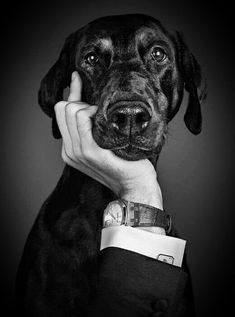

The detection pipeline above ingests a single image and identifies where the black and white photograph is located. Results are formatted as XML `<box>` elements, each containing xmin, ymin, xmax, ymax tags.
<box><xmin>0</xmin><ymin>1</ymin><xmax>234</xmax><ymax>316</ymax></box>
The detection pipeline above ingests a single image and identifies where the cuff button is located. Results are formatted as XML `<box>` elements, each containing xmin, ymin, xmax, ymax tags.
<box><xmin>157</xmin><ymin>254</ymin><xmax>174</xmax><ymax>265</ymax></box>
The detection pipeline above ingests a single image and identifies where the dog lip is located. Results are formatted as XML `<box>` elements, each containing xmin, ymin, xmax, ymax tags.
<box><xmin>93</xmin><ymin>128</ymin><xmax>152</xmax><ymax>152</ymax></box>
<box><xmin>110</xmin><ymin>143</ymin><xmax>152</xmax><ymax>152</ymax></box>
<box><xmin>113</xmin><ymin>146</ymin><xmax>149</xmax><ymax>161</ymax></box>
<box><xmin>109</xmin><ymin>144</ymin><xmax>129</xmax><ymax>151</ymax></box>
<box><xmin>131</xmin><ymin>144</ymin><xmax>152</xmax><ymax>151</ymax></box>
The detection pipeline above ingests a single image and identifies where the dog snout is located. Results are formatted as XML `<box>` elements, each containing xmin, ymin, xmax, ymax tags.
<box><xmin>107</xmin><ymin>101</ymin><xmax>152</xmax><ymax>135</ymax></box>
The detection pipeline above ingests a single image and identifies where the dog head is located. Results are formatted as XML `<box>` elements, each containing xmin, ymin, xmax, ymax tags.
<box><xmin>39</xmin><ymin>14</ymin><xmax>206</xmax><ymax>162</ymax></box>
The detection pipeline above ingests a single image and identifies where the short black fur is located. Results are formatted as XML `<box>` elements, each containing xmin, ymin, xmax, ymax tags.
<box><xmin>16</xmin><ymin>14</ymin><xmax>206</xmax><ymax>316</ymax></box>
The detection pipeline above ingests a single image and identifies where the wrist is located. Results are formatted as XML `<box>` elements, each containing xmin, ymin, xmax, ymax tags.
<box><xmin>120</xmin><ymin>184</ymin><xmax>165</xmax><ymax>235</ymax></box>
<box><xmin>120</xmin><ymin>184</ymin><xmax>163</xmax><ymax>210</ymax></box>
<box><xmin>103</xmin><ymin>199</ymin><xmax>171</xmax><ymax>235</ymax></box>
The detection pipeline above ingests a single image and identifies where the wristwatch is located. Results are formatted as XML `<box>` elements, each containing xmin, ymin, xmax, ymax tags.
<box><xmin>103</xmin><ymin>199</ymin><xmax>172</xmax><ymax>233</ymax></box>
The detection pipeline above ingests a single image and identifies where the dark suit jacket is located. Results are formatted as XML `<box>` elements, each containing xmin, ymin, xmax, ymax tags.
<box><xmin>15</xmin><ymin>166</ymin><xmax>194</xmax><ymax>317</ymax></box>
<box><xmin>86</xmin><ymin>248</ymin><xmax>194</xmax><ymax>317</ymax></box>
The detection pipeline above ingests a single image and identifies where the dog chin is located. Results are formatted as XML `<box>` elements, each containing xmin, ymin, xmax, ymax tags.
<box><xmin>112</xmin><ymin>147</ymin><xmax>148</xmax><ymax>161</ymax></box>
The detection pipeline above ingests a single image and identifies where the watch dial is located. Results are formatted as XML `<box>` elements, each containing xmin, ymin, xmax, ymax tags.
<box><xmin>104</xmin><ymin>202</ymin><xmax>123</xmax><ymax>227</ymax></box>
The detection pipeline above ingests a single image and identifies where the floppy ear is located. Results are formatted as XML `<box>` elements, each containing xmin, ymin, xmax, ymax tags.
<box><xmin>175</xmin><ymin>31</ymin><xmax>207</xmax><ymax>135</ymax></box>
<box><xmin>38</xmin><ymin>30</ymin><xmax>82</xmax><ymax>138</ymax></box>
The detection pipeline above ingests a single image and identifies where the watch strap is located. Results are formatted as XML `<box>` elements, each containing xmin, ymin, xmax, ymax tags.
<box><xmin>121</xmin><ymin>199</ymin><xmax>172</xmax><ymax>233</ymax></box>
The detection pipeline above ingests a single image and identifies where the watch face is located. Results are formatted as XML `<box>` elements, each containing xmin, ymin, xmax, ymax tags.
<box><xmin>103</xmin><ymin>201</ymin><xmax>124</xmax><ymax>227</ymax></box>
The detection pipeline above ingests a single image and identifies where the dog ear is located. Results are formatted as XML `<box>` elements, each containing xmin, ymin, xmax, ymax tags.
<box><xmin>38</xmin><ymin>30</ymin><xmax>82</xmax><ymax>138</ymax></box>
<box><xmin>174</xmin><ymin>31</ymin><xmax>207</xmax><ymax>135</ymax></box>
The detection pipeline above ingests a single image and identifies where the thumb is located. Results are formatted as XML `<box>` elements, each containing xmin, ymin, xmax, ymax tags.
<box><xmin>68</xmin><ymin>71</ymin><xmax>82</xmax><ymax>102</ymax></box>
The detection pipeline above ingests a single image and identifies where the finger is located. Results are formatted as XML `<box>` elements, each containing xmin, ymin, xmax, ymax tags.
<box><xmin>68</xmin><ymin>71</ymin><xmax>82</xmax><ymax>102</ymax></box>
<box><xmin>54</xmin><ymin>101</ymin><xmax>71</xmax><ymax>144</ymax></box>
<box><xmin>61</xmin><ymin>143</ymin><xmax>109</xmax><ymax>188</ymax></box>
<box><xmin>65</xmin><ymin>102</ymin><xmax>89</xmax><ymax>155</ymax></box>
<box><xmin>75</xmin><ymin>106</ymin><xmax>119</xmax><ymax>167</ymax></box>
<box><xmin>76</xmin><ymin>106</ymin><xmax>99</xmax><ymax>151</ymax></box>
<box><xmin>54</xmin><ymin>101</ymin><xmax>73</xmax><ymax>157</ymax></box>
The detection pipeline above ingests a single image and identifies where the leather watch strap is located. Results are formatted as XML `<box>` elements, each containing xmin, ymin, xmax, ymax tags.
<box><xmin>121</xmin><ymin>199</ymin><xmax>172</xmax><ymax>233</ymax></box>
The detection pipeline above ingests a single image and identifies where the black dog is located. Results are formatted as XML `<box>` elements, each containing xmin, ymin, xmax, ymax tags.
<box><xmin>16</xmin><ymin>14</ymin><xmax>206</xmax><ymax>316</ymax></box>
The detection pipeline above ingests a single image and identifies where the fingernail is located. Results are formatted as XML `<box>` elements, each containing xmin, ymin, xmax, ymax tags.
<box><xmin>71</xmin><ymin>72</ymin><xmax>76</xmax><ymax>81</ymax></box>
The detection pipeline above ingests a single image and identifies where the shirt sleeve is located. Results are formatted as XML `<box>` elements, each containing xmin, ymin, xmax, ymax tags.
<box><xmin>100</xmin><ymin>225</ymin><xmax>186</xmax><ymax>267</ymax></box>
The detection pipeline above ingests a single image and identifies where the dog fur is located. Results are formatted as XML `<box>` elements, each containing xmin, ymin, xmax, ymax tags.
<box><xmin>16</xmin><ymin>14</ymin><xmax>206</xmax><ymax>316</ymax></box>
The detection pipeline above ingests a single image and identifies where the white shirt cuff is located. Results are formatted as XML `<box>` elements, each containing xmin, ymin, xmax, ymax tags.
<box><xmin>100</xmin><ymin>225</ymin><xmax>186</xmax><ymax>267</ymax></box>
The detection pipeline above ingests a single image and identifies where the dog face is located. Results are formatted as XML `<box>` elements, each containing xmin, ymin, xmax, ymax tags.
<box><xmin>39</xmin><ymin>14</ymin><xmax>206</xmax><ymax>162</ymax></box>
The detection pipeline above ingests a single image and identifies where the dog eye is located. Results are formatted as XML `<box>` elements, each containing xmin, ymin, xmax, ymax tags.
<box><xmin>85</xmin><ymin>53</ymin><xmax>99</xmax><ymax>66</ymax></box>
<box><xmin>151</xmin><ymin>47</ymin><xmax>167</xmax><ymax>63</ymax></box>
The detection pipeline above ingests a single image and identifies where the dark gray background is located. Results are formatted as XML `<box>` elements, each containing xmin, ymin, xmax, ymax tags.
<box><xmin>1</xmin><ymin>0</ymin><xmax>234</xmax><ymax>316</ymax></box>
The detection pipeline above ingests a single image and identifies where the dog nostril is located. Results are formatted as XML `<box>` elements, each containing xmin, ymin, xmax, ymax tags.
<box><xmin>108</xmin><ymin>104</ymin><xmax>152</xmax><ymax>133</ymax></box>
<box><xmin>112</xmin><ymin>112</ymin><xmax>126</xmax><ymax>124</ymax></box>
<box><xmin>110</xmin><ymin>112</ymin><xmax>127</xmax><ymax>129</ymax></box>
<box><xmin>135</xmin><ymin>111</ymin><xmax>151</xmax><ymax>128</ymax></box>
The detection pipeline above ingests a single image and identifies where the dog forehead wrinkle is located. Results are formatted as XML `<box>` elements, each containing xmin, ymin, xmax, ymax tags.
<box><xmin>136</xmin><ymin>25</ymin><xmax>172</xmax><ymax>47</ymax></box>
<box><xmin>136</xmin><ymin>27</ymin><xmax>158</xmax><ymax>44</ymax></box>
<box><xmin>97</xmin><ymin>37</ymin><xmax>113</xmax><ymax>51</ymax></box>
<box><xmin>112</xmin><ymin>36</ymin><xmax>136</xmax><ymax>59</ymax></box>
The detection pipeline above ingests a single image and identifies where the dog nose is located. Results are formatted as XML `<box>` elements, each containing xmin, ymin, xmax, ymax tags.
<box><xmin>108</xmin><ymin>104</ymin><xmax>151</xmax><ymax>134</ymax></box>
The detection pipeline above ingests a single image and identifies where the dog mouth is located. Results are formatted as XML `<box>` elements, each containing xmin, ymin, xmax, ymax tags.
<box><xmin>98</xmin><ymin>141</ymin><xmax>155</xmax><ymax>161</ymax></box>
<box><xmin>92</xmin><ymin>122</ymin><xmax>155</xmax><ymax>160</ymax></box>
<box><xmin>92</xmin><ymin>121</ymin><xmax>166</xmax><ymax>161</ymax></box>
<box><xmin>112</xmin><ymin>145</ymin><xmax>151</xmax><ymax>161</ymax></box>
<box><xmin>110</xmin><ymin>142</ymin><xmax>151</xmax><ymax>152</ymax></box>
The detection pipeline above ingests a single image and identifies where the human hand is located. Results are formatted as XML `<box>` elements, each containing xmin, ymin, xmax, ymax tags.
<box><xmin>54</xmin><ymin>71</ymin><xmax>163</xmax><ymax>210</ymax></box>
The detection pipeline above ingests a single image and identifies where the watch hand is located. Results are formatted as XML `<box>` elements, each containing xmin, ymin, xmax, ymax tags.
<box><xmin>110</xmin><ymin>212</ymin><xmax>117</xmax><ymax>220</ymax></box>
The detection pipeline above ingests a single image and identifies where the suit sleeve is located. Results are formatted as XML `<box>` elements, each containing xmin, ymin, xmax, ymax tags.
<box><xmin>86</xmin><ymin>247</ymin><xmax>194</xmax><ymax>317</ymax></box>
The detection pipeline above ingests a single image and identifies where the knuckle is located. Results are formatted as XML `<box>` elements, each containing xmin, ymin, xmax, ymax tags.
<box><xmin>65</xmin><ymin>101</ymin><xmax>75</xmax><ymax>109</ymax></box>
<box><xmin>66</xmin><ymin>103</ymin><xmax>88</xmax><ymax>119</ymax></box>
<box><xmin>65</xmin><ymin>102</ymin><xmax>75</xmax><ymax>116</ymax></box>
<box><xmin>54</xmin><ymin>101</ymin><xmax>65</xmax><ymax>113</ymax></box>
<box><xmin>76</xmin><ymin>108</ymin><xmax>86</xmax><ymax>121</ymax></box>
